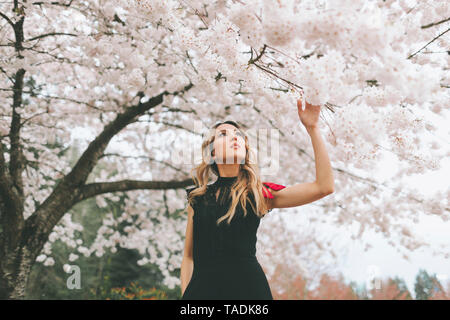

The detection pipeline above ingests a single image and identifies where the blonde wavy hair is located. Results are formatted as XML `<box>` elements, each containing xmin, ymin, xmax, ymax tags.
<box><xmin>187</xmin><ymin>120</ymin><xmax>270</xmax><ymax>225</ymax></box>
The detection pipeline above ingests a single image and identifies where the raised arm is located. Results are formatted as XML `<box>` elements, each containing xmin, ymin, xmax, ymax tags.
<box><xmin>267</xmin><ymin>97</ymin><xmax>334</xmax><ymax>210</ymax></box>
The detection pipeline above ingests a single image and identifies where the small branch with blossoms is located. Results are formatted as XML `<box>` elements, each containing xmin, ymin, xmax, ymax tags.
<box><xmin>247</xmin><ymin>45</ymin><xmax>336</xmax><ymax>114</ymax></box>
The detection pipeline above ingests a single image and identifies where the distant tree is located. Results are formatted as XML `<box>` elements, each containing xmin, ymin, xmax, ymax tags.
<box><xmin>307</xmin><ymin>274</ymin><xmax>359</xmax><ymax>300</ymax></box>
<box><xmin>370</xmin><ymin>277</ymin><xmax>412</xmax><ymax>300</ymax></box>
<box><xmin>269</xmin><ymin>258</ymin><xmax>359</xmax><ymax>300</ymax></box>
<box><xmin>429</xmin><ymin>278</ymin><xmax>450</xmax><ymax>300</ymax></box>
<box><xmin>348</xmin><ymin>281</ymin><xmax>370</xmax><ymax>300</ymax></box>
<box><xmin>271</xmin><ymin>271</ymin><xmax>310</xmax><ymax>300</ymax></box>
<box><xmin>391</xmin><ymin>276</ymin><xmax>413</xmax><ymax>300</ymax></box>
<box><xmin>414</xmin><ymin>269</ymin><xmax>443</xmax><ymax>300</ymax></box>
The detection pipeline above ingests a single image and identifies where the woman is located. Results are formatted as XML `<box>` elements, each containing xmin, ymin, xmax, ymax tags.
<box><xmin>180</xmin><ymin>97</ymin><xmax>334</xmax><ymax>300</ymax></box>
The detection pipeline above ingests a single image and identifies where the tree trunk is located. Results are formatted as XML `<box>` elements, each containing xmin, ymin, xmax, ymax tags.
<box><xmin>0</xmin><ymin>245</ymin><xmax>36</xmax><ymax>299</ymax></box>
<box><xmin>0</xmin><ymin>213</ymin><xmax>44</xmax><ymax>300</ymax></box>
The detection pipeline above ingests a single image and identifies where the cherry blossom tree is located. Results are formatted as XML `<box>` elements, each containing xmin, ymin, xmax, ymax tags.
<box><xmin>1</xmin><ymin>0</ymin><xmax>449</xmax><ymax>299</ymax></box>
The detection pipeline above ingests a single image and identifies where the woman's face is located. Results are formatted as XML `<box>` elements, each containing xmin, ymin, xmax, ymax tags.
<box><xmin>212</xmin><ymin>123</ymin><xmax>246</xmax><ymax>164</ymax></box>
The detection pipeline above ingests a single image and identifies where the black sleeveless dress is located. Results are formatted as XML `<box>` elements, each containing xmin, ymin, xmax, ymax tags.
<box><xmin>181</xmin><ymin>175</ymin><xmax>273</xmax><ymax>300</ymax></box>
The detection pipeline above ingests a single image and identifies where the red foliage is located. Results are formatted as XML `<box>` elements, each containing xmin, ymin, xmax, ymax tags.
<box><xmin>267</xmin><ymin>261</ymin><xmax>428</xmax><ymax>300</ymax></box>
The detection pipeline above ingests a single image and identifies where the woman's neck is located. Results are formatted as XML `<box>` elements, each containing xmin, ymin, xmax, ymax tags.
<box><xmin>216</xmin><ymin>165</ymin><xmax>240</xmax><ymax>177</ymax></box>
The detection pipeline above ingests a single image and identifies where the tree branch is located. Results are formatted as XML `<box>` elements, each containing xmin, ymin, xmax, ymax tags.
<box><xmin>421</xmin><ymin>16</ymin><xmax>450</xmax><ymax>29</ymax></box>
<box><xmin>0</xmin><ymin>11</ymin><xmax>14</xmax><ymax>28</ymax></box>
<box><xmin>78</xmin><ymin>178</ymin><xmax>195</xmax><ymax>202</ymax></box>
<box><xmin>99</xmin><ymin>153</ymin><xmax>189</xmax><ymax>175</ymax></box>
<box><xmin>248</xmin><ymin>44</ymin><xmax>267</xmax><ymax>64</ymax></box>
<box><xmin>25</xmin><ymin>32</ymin><xmax>78</xmax><ymax>42</ymax></box>
<box><xmin>408</xmin><ymin>27</ymin><xmax>450</xmax><ymax>59</ymax></box>
<box><xmin>28</xmin><ymin>83</ymin><xmax>194</xmax><ymax>237</ymax></box>
<box><xmin>31</xmin><ymin>0</ymin><xmax>75</xmax><ymax>8</ymax></box>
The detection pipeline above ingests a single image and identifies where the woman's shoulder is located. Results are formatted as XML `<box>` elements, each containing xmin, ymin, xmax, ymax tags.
<box><xmin>186</xmin><ymin>183</ymin><xmax>215</xmax><ymax>193</ymax></box>
<box><xmin>186</xmin><ymin>185</ymin><xmax>196</xmax><ymax>195</ymax></box>
<box><xmin>186</xmin><ymin>184</ymin><xmax>216</xmax><ymax>204</ymax></box>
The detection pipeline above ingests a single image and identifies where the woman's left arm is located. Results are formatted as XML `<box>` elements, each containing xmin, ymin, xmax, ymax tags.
<box><xmin>268</xmin><ymin>97</ymin><xmax>335</xmax><ymax>210</ymax></box>
<box><xmin>306</xmin><ymin>125</ymin><xmax>334</xmax><ymax>194</ymax></box>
